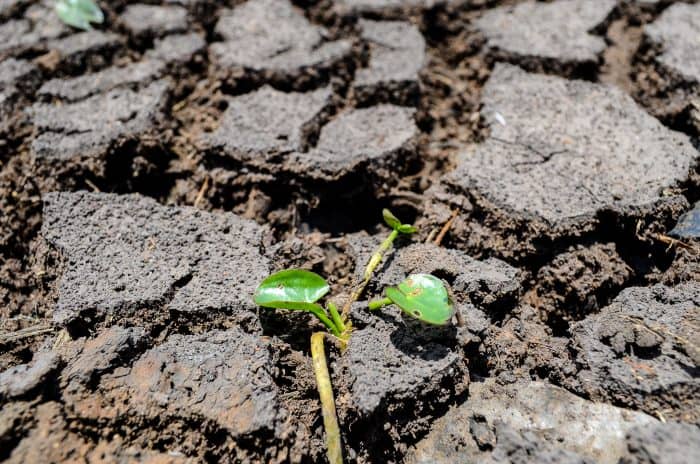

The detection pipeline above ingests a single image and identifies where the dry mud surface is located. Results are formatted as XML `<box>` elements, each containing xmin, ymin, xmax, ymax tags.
<box><xmin>1</xmin><ymin>0</ymin><xmax>699</xmax><ymax>463</ymax></box>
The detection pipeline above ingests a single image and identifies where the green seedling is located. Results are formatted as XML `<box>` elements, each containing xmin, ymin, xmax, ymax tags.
<box><xmin>368</xmin><ymin>273</ymin><xmax>455</xmax><ymax>325</ymax></box>
<box><xmin>254</xmin><ymin>269</ymin><xmax>345</xmax><ymax>463</ymax></box>
<box><xmin>55</xmin><ymin>0</ymin><xmax>104</xmax><ymax>30</ymax></box>
<box><xmin>254</xmin><ymin>209</ymin><xmax>419</xmax><ymax>464</ymax></box>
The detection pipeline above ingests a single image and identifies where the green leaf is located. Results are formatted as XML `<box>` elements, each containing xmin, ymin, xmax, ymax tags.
<box><xmin>385</xmin><ymin>274</ymin><xmax>454</xmax><ymax>325</ymax></box>
<box><xmin>254</xmin><ymin>269</ymin><xmax>330</xmax><ymax>311</ymax></box>
<box><xmin>397</xmin><ymin>224</ymin><xmax>417</xmax><ymax>234</ymax></box>
<box><xmin>56</xmin><ymin>0</ymin><xmax>104</xmax><ymax>31</ymax></box>
<box><xmin>382</xmin><ymin>208</ymin><xmax>402</xmax><ymax>230</ymax></box>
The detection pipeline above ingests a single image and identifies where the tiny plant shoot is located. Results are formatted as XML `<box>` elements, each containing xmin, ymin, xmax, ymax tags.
<box><xmin>368</xmin><ymin>274</ymin><xmax>455</xmax><ymax>325</ymax></box>
<box><xmin>338</xmin><ymin>208</ymin><xmax>417</xmax><ymax>321</ymax></box>
<box><xmin>253</xmin><ymin>209</ymin><xmax>420</xmax><ymax>464</ymax></box>
<box><xmin>56</xmin><ymin>0</ymin><xmax>104</xmax><ymax>31</ymax></box>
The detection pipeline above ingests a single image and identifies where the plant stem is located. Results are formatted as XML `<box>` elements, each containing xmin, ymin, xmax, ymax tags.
<box><xmin>327</xmin><ymin>301</ymin><xmax>346</xmax><ymax>334</ymax></box>
<box><xmin>368</xmin><ymin>297</ymin><xmax>392</xmax><ymax>311</ymax></box>
<box><xmin>311</xmin><ymin>332</ymin><xmax>343</xmax><ymax>464</ymax></box>
<box><xmin>340</xmin><ymin>229</ymin><xmax>400</xmax><ymax>321</ymax></box>
<box><xmin>364</xmin><ymin>229</ymin><xmax>399</xmax><ymax>281</ymax></box>
<box><xmin>309</xmin><ymin>306</ymin><xmax>342</xmax><ymax>337</ymax></box>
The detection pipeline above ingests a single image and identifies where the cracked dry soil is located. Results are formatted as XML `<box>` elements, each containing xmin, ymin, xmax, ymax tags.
<box><xmin>1</xmin><ymin>0</ymin><xmax>699</xmax><ymax>463</ymax></box>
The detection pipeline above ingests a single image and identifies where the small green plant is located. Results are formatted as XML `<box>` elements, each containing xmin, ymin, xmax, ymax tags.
<box><xmin>368</xmin><ymin>273</ymin><xmax>455</xmax><ymax>325</ymax></box>
<box><xmin>55</xmin><ymin>0</ymin><xmax>104</xmax><ymax>31</ymax></box>
<box><xmin>254</xmin><ymin>209</ymin><xmax>448</xmax><ymax>464</ymax></box>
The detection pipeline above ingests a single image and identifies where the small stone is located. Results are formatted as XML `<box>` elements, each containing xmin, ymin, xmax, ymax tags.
<box><xmin>406</xmin><ymin>378</ymin><xmax>658</xmax><ymax>464</ymax></box>
<box><xmin>670</xmin><ymin>201</ymin><xmax>700</xmax><ymax>239</ymax></box>
<box><xmin>475</xmin><ymin>0</ymin><xmax>616</xmax><ymax>67</ymax></box>
<box><xmin>644</xmin><ymin>3</ymin><xmax>700</xmax><ymax>84</ymax></box>
<box><xmin>41</xmin><ymin>192</ymin><xmax>269</xmax><ymax>330</ymax></box>
<box><xmin>120</xmin><ymin>4</ymin><xmax>188</xmax><ymax>38</ymax></box>
<box><xmin>621</xmin><ymin>422</ymin><xmax>700</xmax><ymax>464</ymax></box>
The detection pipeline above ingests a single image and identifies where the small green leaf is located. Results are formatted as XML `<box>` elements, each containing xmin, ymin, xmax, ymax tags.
<box><xmin>397</xmin><ymin>224</ymin><xmax>417</xmax><ymax>234</ymax></box>
<box><xmin>254</xmin><ymin>269</ymin><xmax>329</xmax><ymax>311</ymax></box>
<box><xmin>382</xmin><ymin>208</ymin><xmax>402</xmax><ymax>230</ymax></box>
<box><xmin>56</xmin><ymin>0</ymin><xmax>104</xmax><ymax>31</ymax></box>
<box><xmin>385</xmin><ymin>274</ymin><xmax>454</xmax><ymax>325</ymax></box>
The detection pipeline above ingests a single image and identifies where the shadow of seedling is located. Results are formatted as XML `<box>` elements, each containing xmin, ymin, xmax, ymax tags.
<box><xmin>390</xmin><ymin>317</ymin><xmax>457</xmax><ymax>362</ymax></box>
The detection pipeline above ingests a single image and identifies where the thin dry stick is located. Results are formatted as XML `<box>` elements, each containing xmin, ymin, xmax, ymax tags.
<box><xmin>310</xmin><ymin>332</ymin><xmax>343</xmax><ymax>464</ymax></box>
<box><xmin>0</xmin><ymin>324</ymin><xmax>54</xmax><ymax>343</ymax></box>
<box><xmin>434</xmin><ymin>209</ymin><xmax>459</xmax><ymax>247</ymax></box>
<box><xmin>435</xmin><ymin>210</ymin><xmax>464</xmax><ymax>325</ymax></box>
<box><xmin>651</xmin><ymin>233</ymin><xmax>697</xmax><ymax>253</ymax></box>
<box><xmin>424</xmin><ymin>228</ymin><xmax>438</xmax><ymax>244</ymax></box>
<box><xmin>194</xmin><ymin>176</ymin><xmax>209</xmax><ymax>208</ymax></box>
<box><xmin>620</xmin><ymin>315</ymin><xmax>698</xmax><ymax>352</ymax></box>
<box><xmin>85</xmin><ymin>179</ymin><xmax>101</xmax><ymax>192</ymax></box>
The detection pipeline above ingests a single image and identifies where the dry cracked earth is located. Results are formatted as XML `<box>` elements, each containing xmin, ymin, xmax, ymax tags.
<box><xmin>1</xmin><ymin>0</ymin><xmax>699</xmax><ymax>463</ymax></box>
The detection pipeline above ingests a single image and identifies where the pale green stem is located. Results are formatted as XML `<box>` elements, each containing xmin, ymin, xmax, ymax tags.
<box><xmin>327</xmin><ymin>301</ymin><xmax>346</xmax><ymax>334</ymax></box>
<box><xmin>368</xmin><ymin>297</ymin><xmax>392</xmax><ymax>311</ymax></box>
<box><xmin>340</xmin><ymin>229</ymin><xmax>400</xmax><ymax>321</ymax></box>
<box><xmin>309</xmin><ymin>305</ymin><xmax>342</xmax><ymax>337</ymax></box>
<box><xmin>311</xmin><ymin>332</ymin><xmax>343</xmax><ymax>464</ymax></box>
<box><xmin>364</xmin><ymin>229</ymin><xmax>399</xmax><ymax>282</ymax></box>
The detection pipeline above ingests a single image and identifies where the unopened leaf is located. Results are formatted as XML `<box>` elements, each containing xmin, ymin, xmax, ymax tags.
<box><xmin>56</xmin><ymin>0</ymin><xmax>104</xmax><ymax>31</ymax></box>
<box><xmin>382</xmin><ymin>208</ymin><xmax>401</xmax><ymax>230</ymax></box>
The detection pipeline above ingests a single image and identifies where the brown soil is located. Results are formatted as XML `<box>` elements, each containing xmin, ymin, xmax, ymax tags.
<box><xmin>1</xmin><ymin>0</ymin><xmax>698</xmax><ymax>462</ymax></box>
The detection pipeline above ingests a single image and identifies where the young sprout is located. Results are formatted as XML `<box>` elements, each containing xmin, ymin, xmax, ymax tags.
<box><xmin>339</xmin><ymin>209</ymin><xmax>417</xmax><ymax>321</ymax></box>
<box><xmin>254</xmin><ymin>269</ymin><xmax>345</xmax><ymax>464</ymax></box>
<box><xmin>55</xmin><ymin>0</ymin><xmax>104</xmax><ymax>31</ymax></box>
<box><xmin>368</xmin><ymin>274</ymin><xmax>455</xmax><ymax>325</ymax></box>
